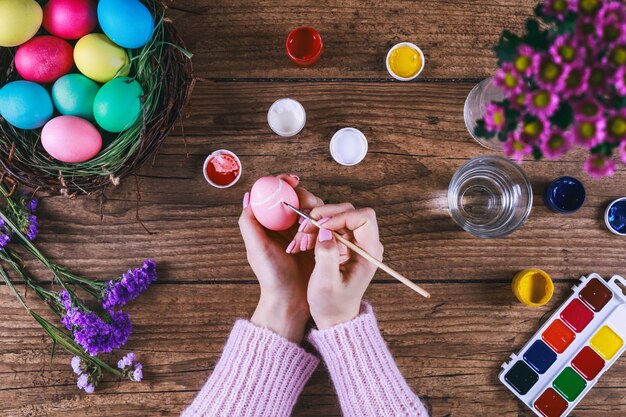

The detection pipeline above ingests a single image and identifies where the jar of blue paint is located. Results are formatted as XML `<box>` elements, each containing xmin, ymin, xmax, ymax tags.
<box><xmin>605</xmin><ymin>197</ymin><xmax>626</xmax><ymax>236</ymax></box>
<box><xmin>543</xmin><ymin>176</ymin><xmax>586</xmax><ymax>214</ymax></box>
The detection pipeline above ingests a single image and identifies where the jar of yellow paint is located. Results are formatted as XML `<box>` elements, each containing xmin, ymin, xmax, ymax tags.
<box><xmin>512</xmin><ymin>269</ymin><xmax>554</xmax><ymax>307</ymax></box>
<box><xmin>386</xmin><ymin>42</ymin><xmax>424</xmax><ymax>81</ymax></box>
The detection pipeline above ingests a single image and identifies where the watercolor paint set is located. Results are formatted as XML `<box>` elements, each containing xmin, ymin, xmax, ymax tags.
<box><xmin>499</xmin><ymin>273</ymin><xmax>626</xmax><ymax>417</ymax></box>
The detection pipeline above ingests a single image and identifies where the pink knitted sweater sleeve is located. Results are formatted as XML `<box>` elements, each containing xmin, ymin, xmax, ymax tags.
<box><xmin>181</xmin><ymin>319</ymin><xmax>319</xmax><ymax>417</ymax></box>
<box><xmin>308</xmin><ymin>302</ymin><xmax>429</xmax><ymax>417</ymax></box>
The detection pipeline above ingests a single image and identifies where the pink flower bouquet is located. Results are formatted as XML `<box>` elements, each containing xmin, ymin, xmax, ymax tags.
<box><xmin>475</xmin><ymin>0</ymin><xmax>626</xmax><ymax>177</ymax></box>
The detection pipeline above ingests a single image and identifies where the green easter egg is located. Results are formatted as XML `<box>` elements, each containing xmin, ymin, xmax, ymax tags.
<box><xmin>52</xmin><ymin>74</ymin><xmax>100</xmax><ymax>120</ymax></box>
<box><xmin>93</xmin><ymin>77</ymin><xmax>143</xmax><ymax>133</ymax></box>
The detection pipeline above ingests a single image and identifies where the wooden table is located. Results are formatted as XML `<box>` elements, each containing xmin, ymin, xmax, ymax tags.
<box><xmin>2</xmin><ymin>1</ymin><xmax>626</xmax><ymax>416</ymax></box>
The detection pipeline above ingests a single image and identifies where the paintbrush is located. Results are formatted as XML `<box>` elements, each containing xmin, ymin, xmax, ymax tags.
<box><xmin>283</xmin><ymin>202</ymin><xmax>431</xmax><ymax>298</ymax></box>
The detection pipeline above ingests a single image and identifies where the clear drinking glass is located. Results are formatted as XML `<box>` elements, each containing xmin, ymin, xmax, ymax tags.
<box><xmin>464</xmin><ymin>76</ymin><xmax>505</xmax><ymax>151</ymax></box>
<box><xmin>448</xmin><ymin>155</ymin><xmax>533</xmax><ymax>238</ymax></box>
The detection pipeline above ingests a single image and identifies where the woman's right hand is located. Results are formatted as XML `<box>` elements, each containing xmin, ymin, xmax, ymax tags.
<box><xmin>303</xmin><ymin>204</ymin><xmax>384</xmax><ymax>330</ymax></box>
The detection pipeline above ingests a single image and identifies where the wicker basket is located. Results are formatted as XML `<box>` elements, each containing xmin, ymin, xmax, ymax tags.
<box><xmin>0</xmin><ymin>0</ymin><xmax>194</xmax><ymax>196</ymax></box>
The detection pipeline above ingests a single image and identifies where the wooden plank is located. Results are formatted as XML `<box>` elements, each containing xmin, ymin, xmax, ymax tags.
<box><xmin>168</xmin><ymin>0</ymin><xmax>535</xmax><ymax>79</ymax></box>
<box><xmin>1</xmin><ymin>283</ymin><xmax>624</xmax><ymax>416</ymax></box>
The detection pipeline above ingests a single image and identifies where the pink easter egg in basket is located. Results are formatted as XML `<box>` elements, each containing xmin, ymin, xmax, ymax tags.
<box><xmin>250</xmin><ymin>176</ymin><xmax>300</xmax><ymax>231</ymax></box>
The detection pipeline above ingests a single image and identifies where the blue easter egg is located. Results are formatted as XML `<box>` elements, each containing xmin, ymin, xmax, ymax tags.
<box><xmin>0</xmin><ymin>81</ymin><xmax>53</xmax><ymax>129</ymax></box>
<box><xmin>97</xmin><ymin>0</ymin><xmax>154</xmax><ymax>49</ymax></box>
<box><xmin>52</xmin><ymin>74</ymin><xmax>100</xmax><ymax>120</ymax></box>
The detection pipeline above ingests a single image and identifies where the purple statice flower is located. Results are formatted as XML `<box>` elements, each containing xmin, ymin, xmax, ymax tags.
<box><xmin>25</xmin><ymin>215</ymin><xmax>38</xmax><ymax>241</ymax></box>
<box><xmin>542</xmin><ymin>0</ymin><xmax>576</xmax><ymax>20</ymax></box>
<box><xmin>27</xmin><ymin>197</ymin><xmax>38</xmax><ymax>213</ymax></box>
<box><xmin>0</xmin><ymin>219</ymin><xmax>10</xmax><ymax>251</ymax></box>
<box><xmin>526</xmin><ymin>90</ymin><xmax>560</xmax><ymax>117</ymax></box>
<box><xmin>584</xmin><ymin>154</ymin><xmax>617</xmax><ymax>178</ymax></box>
<box><xmin>573</xmin><ymin>118</ymin><xmax>607</xmax><ymax>149</ymax></box>
<box><xmin>563</xmin><ymin>66</ymin><xmax>590</xmax><ymax>98</ymax></box>
<box><xmin>532</xmin><ymin>54</ymin><xmax>568</xmax><ymax>92</ymax></box>
<box><xmin>596</xmin><ymin>2</ymin><xmax>626</xmax><ymax>45</ymax></box>
<box><xmin>607</xmin><ymin>110</ymin><xmax>626</xmax><ymax>143</ymax></box>
<box><xmin>550</xmin><ymin>35</ymin><xmax>584</xmax><ymax>65</ymax></box>
<box><xmin>494</xmin><ymin>62</ymin><xmax>525</xmax><ymax>96</ymax></box>
<box><xmin>514</xmin><ymin>44</ymin><xmax>535</xmax><ymax>76</ymax></box>
<box><xmin>71</xmin><ymin>356</ymin><xmax>84</xmax><ymax>375</ymax></box>
<box><xmin>484</xmin><ymin>103</ymin><xmax>506</xmax><ymax>132</ymax></box>
<box><xmin>519</xmin><ymin>115</ymin><xmax>549</xmax><ymax>145</ymax></box>
<box><xmin>76</xmin><ymin>373</ymin><xmax>95</xmax><ymax>394</ymax></box>
<box><xmin>118</xmin><ymin>352</ymin><xmax>143</xmax><ymax>382</ymax></box>
<box><xmin>101</xmin><ymin>259</ymin><xmax>157</xmax><ymax>312</ymax></box>
<box><xmin>541</xmin><ymin>129</ymin><xmax>573</xmax><ymax>160</ymax></box>
<box><xmin>619</xmin><ymin>140</ymin><xmax>626</xmax><ymax>164</ymax></box>
<box><xmin>615</xmin><ymin>66</ymin><xmax>626</xmax><ymax>95</ymax></box>
<box><xmin>503</xmin><ymin>131</ymin><xmax>532</xmax><ymax>162</ymax></box>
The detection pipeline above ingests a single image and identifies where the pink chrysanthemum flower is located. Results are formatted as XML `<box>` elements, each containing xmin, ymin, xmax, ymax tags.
<box><xmin>578</xmin><ymin>0</ymin><xmax>603</xmax><ymax>17</ymax></box>
<box><xmin>520</xmin><ymin>115</ymin><xmax>550</xmax><ymax>144</ymax></box>
<box><xmin>563</xmin><ymin>66</ymin><xmax>590</xmax><ymax>98</ymax></box>
<box><xmin>514</xmin><ymin>45</ymin><xmax>535</xmax><ymax>76</ymax></box>
<box><xmin>495</xmin><ymin>63</ymin><xmax>525</xmax><ymax>95</ymax></box>
<box><xmin>550</xmin><ymin>35</ymin><xmax>584</xmax><ymax>65</ymax></box>
<box><xmin>588</xmin><ymin>66</ymin><xmax>609</xmax><ymax>92</ymax></box>
<box><xmin>606</xmin><ymin>44</ymin><xmax>626</xmax><ymax>67</ymax></box>
<box><xmin>543</xmin><ymin>0</ymin><xmax>576</xmax><ymax>20</ymax></box>
<box><xmin>541</xmin><ymin>129</ymin><xmax>573</xmax><ymax>160</ymax></box>
<box><xmin>573</xmin><ymin>118</ymin><xmax>607</xmax><ymax>149</ymax></box>
<box><xmin>607</xmin><ymin>110</ymin><xmax>626</xmax><ymax>144</ymax></box>
<box><xmin>584</xmin><ymin>154</ymin><xmax>617</xmax><ymax>178</ymax></box>
<box><xmin>615</xmin><ymin>66</ymin><xmax>626</xmax><ymax>95</ymax></box>
<box><xmin>596</xmin><ymin>2</ymin><xmax>626</xmax><ymax>44</ymax></box>
<box><xmin>574</xmin><ymin>97</ymin><xmax>603</xmax><ymax>120</ymax></box>
<box><xmin>503</xmin><ymin>131</ymin><xmax>533</xmax><ymax>162</ymax></box>
<box><xmin>484</xmin><ymin>103</ymin><xmax>507</xmax><ymax>132</ymax></box>
<box><xmin>619</xmin><ymin>140</ymin><xmax>626</xmax><ymax>164</ymax></box>
<box><xmin>533</xmin><ymin>54</ymin><xmax>567</xmax><ymax>91</ymax></box>
<box><xmin>526</xmin><ymin>90</ymin><xmax>560</xmax><ymax>117</ymax></box>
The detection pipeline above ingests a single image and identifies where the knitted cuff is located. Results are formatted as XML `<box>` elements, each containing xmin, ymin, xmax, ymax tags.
<box><xmin>182</xmin><ymin>320</ymin><xmax>319</xmax><ymax>417</ymax></box>
<box><xmin>308</xmin><ymin>302</ymin><xmax>429</xmax><ymax>417</ymax></box>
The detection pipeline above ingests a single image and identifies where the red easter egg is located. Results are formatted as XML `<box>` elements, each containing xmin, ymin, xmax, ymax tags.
<box><xmin>15</xmin><ymin>36</ymin><xmax>74</xmax><ymax>83</ymax></box>
<box><xmin>43</xmin><ymin>0</ymin><xmax>97</xmax><ymax>40</ymax></box>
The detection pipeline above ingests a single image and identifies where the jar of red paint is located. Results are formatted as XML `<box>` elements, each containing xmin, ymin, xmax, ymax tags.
<box><xmin>285</xmin><ymin>26</ymin><xmax>323</xmax><ymax>67</ymax></box>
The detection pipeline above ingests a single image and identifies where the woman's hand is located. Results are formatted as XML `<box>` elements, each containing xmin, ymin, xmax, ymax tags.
<box><xmin>303</xmin><ymin>204</ymin><xmax>384</xmax><ymax>330</ymax></box>
<box><xmin>239</xmin><ymin>174</ymin><xmax>323</xmax><ymax>342</ymax></box>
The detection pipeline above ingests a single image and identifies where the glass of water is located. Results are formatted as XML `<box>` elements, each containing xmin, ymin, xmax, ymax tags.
<box><xmin>448</xmin><ymin>155</ymin><xmax>533</xmax><ymax>238</ymax></box>
<box><xmin>464</xmin><ymin>77</ymin><xmax>505</xmax><ymax>151</ymax></box>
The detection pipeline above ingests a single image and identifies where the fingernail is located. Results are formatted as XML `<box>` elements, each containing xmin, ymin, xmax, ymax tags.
<box><xmin>289</xmin><ymin>174</ymin><xmax>300</xmax><ymax>181</ymax></box>
<box><xmin>286</xmin><ymin>240</ymin><xmax>296</xmax><ymax>253</ymax></box>
<box><xmin>300</xmin><ymin>235</ymin><xmax>309</xmax><ymax>251</ymax></box>
<box><xmin>243</xmin><ymin>192</ymin><xmax>250</xmax><ymax>209</ymax></box>
<box><xmin>317</xmin><ymin>217</ymin><xmax>331</xmax><ymax>225</ymax></box>
<box><xmin>318</xmin><ymin>228</ymin><xmax>332</xmax><ymax>242</ymax></box>
<box><xmin>298</xmin><ymin>219</ymin><xmax>309</xmax><ymax>232</ymax></box>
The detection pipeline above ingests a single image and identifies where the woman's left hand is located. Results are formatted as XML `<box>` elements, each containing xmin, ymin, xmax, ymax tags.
<box><xmin>239</xmin><ymin>174</ymin><xmax>323</xmax><ymax>342</ymax></box>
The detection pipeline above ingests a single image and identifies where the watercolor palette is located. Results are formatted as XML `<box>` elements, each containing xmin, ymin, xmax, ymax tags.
<box><xmin>500</xmin><ymin>274</ymin><xmax>626</xmax><ymax>417</ymax></box>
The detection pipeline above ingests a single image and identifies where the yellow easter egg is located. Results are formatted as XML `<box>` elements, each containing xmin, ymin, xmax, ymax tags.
<box><xmin>74</xmin><ymin>33</ymin><xmax>129</xmax><ymax>83</ymax></box>
<box><xmin>0</xmin><ymin>0</ymin><xmax>43</xmax><ymax>47</ymax></box>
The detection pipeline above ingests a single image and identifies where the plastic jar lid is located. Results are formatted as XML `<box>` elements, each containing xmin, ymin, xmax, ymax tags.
<box><xmin>330</xmin><ymin>128</ymin><xmax>368</xmax><ymax>166</ymax></box>
<box><xmin>267</xmin><ymin>98</ymin><xmax>306</xmax><ymax>137</ymax></box>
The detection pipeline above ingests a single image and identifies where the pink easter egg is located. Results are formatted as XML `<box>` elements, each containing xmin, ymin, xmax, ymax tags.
<box><xmin>15</xmin><ymin>36</ymin><xmax>74</xmax><ymax>83</ymax></box>
<box><xmin>43</xmin><ymin>0</ymin><xmax>97</xmax><ymax>40</ymax></box>
<box><xmin>41</xmin><ymin>116</ymin><xmax>102</xmax><ymax>163</ymax></box>
<box><xmin>250</xmin><ymin>176</ymin><xmax>300</xmax><ymax>231</ymax></box>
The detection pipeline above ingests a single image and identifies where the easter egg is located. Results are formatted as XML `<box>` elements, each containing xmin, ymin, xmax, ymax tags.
<box><xmin>0</xmin><ymin>0</ymin><xmax>42</xmax><ymax>47</ymax></box>
<box><xmin>0</xmin><ymin>81</ymin><xmax>53</xmax><ymax>129</ymax></box>
<box><xmin>41</xmin><ymin>116</ymin><xmax>102</xmax><ymax>163</ymax></box>
<box><xmin>74</xmin><ymin>34</ymin><xmax>130</xmax><ymax>83</ymax></box>
<box><xmin>15</xmin><ymin>36</ymin><xmax>74</xmax><ymax>84</ymax></box>
<box><xmin>98</xmin><ymin>0</ymin><xmax>154</xmax><ymax>49</ymax></box>
<box><xmin>93</xmin><ymin>77</ymin><xmax>143</xmax><ymax>132</ymax></box>
<box><xmin>52</xmin><ymin>74</ymin><xmax>100</xmax><ymax>120</ymax></box>
<box><xmin>43</xmin><ymin>0</ymin><xmax>98</xmax><ymax>40</ymax></box>
<box><xmin>250</xmin><ymin>176</ymin><xmax>300</xmax><ymax>231</ymax></box>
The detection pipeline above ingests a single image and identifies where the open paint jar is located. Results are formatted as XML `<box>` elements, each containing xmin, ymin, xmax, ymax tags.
<box><xmin>512</xmin><ymin>269</ymin><xmax>554</xmax><ymax>307</ymax></box>
<box><xmin>203</xmin><ymin>149</ymin><xmax>242</xmax><ymax>188</ymax></box>
<box><xmin>605</xmin><ymin>197</ymin><xmax>626</xmax><ymax>236</ymax></box>
<box><xmin>285</xmin><ymin>26</ymin><xmax>323</xmax><ymax>67</ymax></box>
<box><xmin>386</xmin><ymin>42</ymin><xmax>424</xmax><ymax>81</ymax></box>
<box><xmin>543</xmin><ymin>176</ymin><xmax>586</xmax><ymax>214</ymax></box>
<box><xmin>330</xmin><ymin>128</ymin><xmax>368</xmax><ymax>166</ymax></box>
<box><xmin>267</xmin><ymin>98</ymin><xmax>306</xmax><ymax>137</ymax></box>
